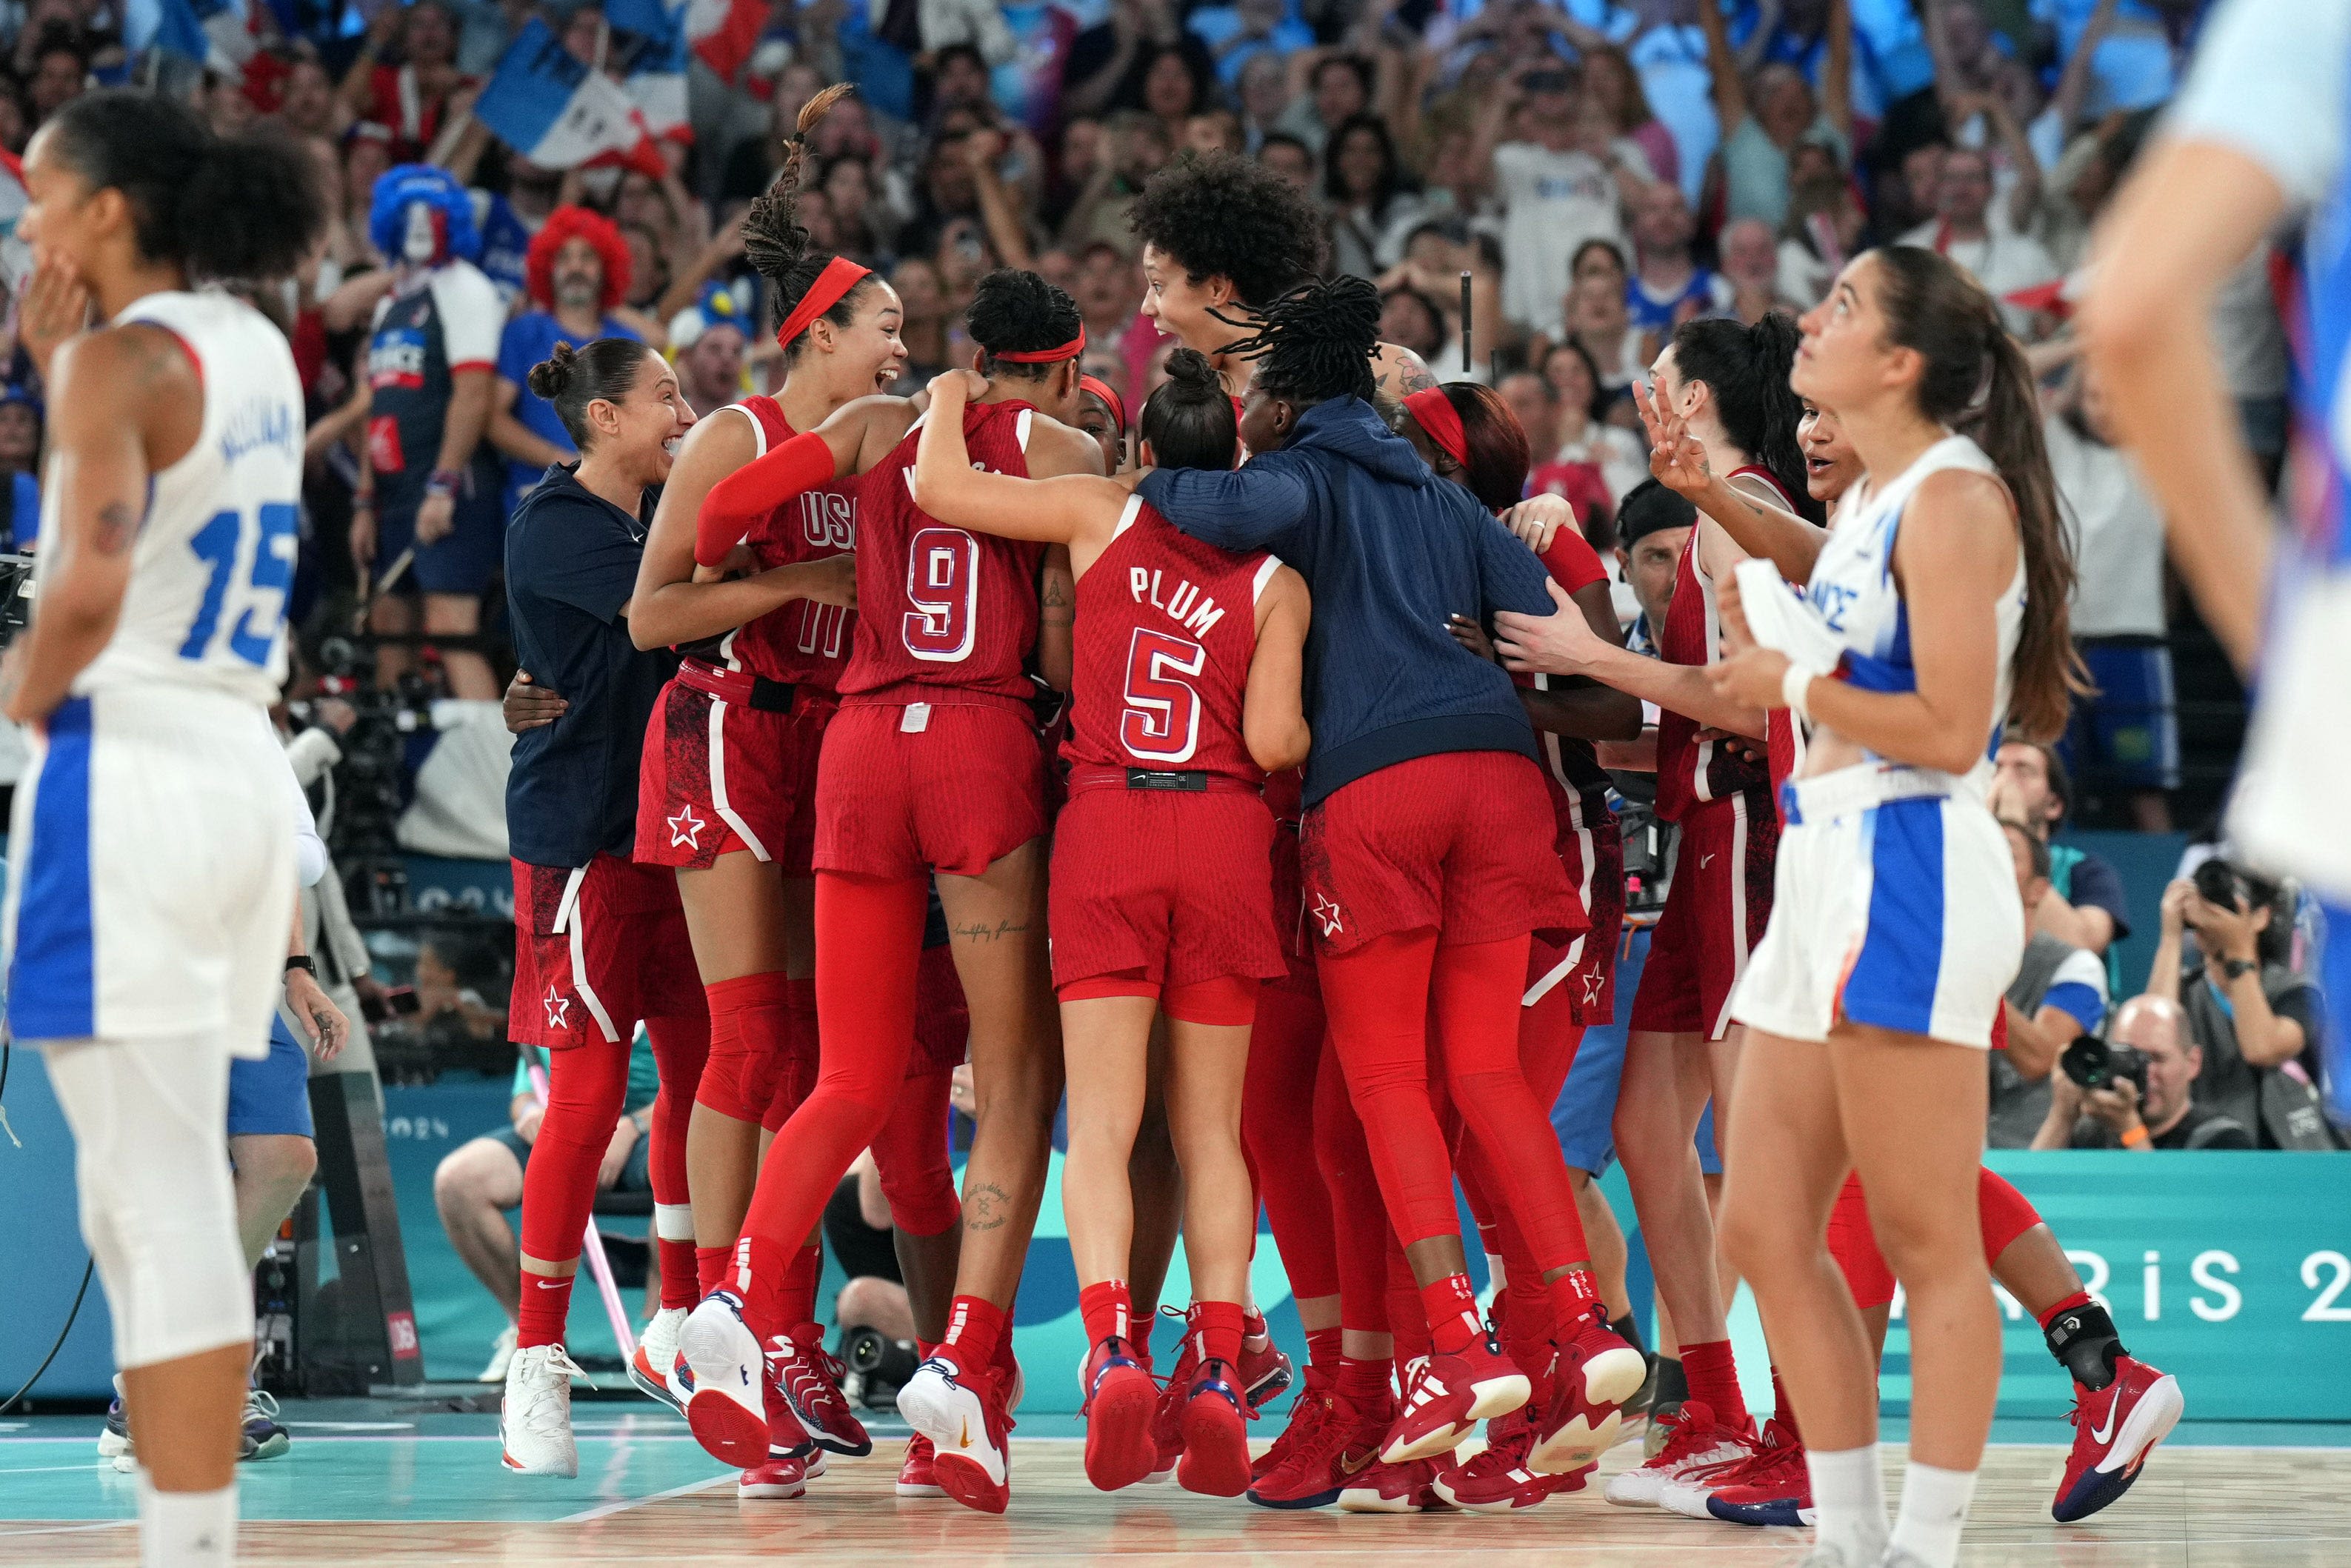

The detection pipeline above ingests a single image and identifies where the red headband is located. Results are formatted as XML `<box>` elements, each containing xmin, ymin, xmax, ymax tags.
<box><xmin>1079</xmin><ymin>373</ymin><xmax>1125</xmax><ymax>433</ymax></box>
<box><xmin>776</xmin><ymin>256</ymin><xmax>872</xmax><ymax>350</ymax></box>
<box><xmin>992</xmin><ymin>324</ymin><xmax>1087</xmax><ymax>363</ymax></box>
<box><xmin>1404</xmin><ymin>387</ymin><xmax>1470</xmax><ymax>472</ymax></box>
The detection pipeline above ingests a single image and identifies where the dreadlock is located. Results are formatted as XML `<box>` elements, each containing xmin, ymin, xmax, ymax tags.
<box><xmin>1221</xmin><ymin>275</ymin><xmax>1380</xmax><ymax>406</ymax></box>
<box><xmin>741</xmin><ymin>83</ymin><xmax>873</xmax><ymax>357</ymax></box>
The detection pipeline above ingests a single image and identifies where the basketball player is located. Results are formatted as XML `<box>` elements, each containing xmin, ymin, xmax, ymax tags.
<box><xmin>1133</xmin><ymin>274</ymin><xmax>1647</xmax><ymax>1490</ymax></box>
<box><xmin>1493</xmin><ymin>314</ymin><xmax>1812</xmax><ymax>1499</ymax></box>
<box><xmin>627</xmin><ymin>89</ymin><xmax>956</xmax><ymax>1493</ymax></box>
<box><xmin>910</xmin><ymin>347</ymin><xmax>1310</xmax><ymax>1497</ymax></box>
<box><xmin>1702</xmin><ymin>247</ymin><xmax>2078</xmax><ymax>1568</ymax></box>
<box><xmin>498</xmin><ymin>338</ymin><xmax>713</xmax><ymax>1478</ymax></box>
<box><xmin>1</xmin><ymin>89</ymin><xmax>322</xmax><ymax>1568</ymax></box>
<box><xmin>1401</xmin><ymin>380</ymin><xmax>1642</xmax><ymax>1513</ymax></box>
<box><xmin>675</xmin><ymin>268</ymin><xmax>1101</xmax><ymax>1515</ymax></box>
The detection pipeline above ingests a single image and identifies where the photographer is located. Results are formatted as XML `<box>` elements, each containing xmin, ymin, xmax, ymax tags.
<box><xmin>2032</xmin><ymin>996</ymin><xmax>2252</xmax><ymax>1150</ymax></box>
<box><xmin>1989</xmin><ymin>740</ymin><xmax>2130</xmax><ymax>979</ymax></box>
<box><xmin>2145</xmin><ymin>857</ymin><xmax>2330</xmax><ymax>1146</ymax></box>
<box><xmin>1990</xmin><ymin>821</ymin><xmax>2110</xmax><ymax>1147</ymax></box>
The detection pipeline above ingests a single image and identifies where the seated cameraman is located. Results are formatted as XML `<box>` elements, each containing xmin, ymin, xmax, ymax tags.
<box><xmin>1990</xmin><ymin>821</ymin><xmax>2110</xmax><ymax>1147</ymax></box>
<box><xmin>2147</xmin><ymin>856</ymin><xmax>2327</xmax><ymax>1142</ymax></box>
<box><xmin>2031</xmin><ymin>996</ymin><xmax>2254</xmax><ymax>1150</ymax></box>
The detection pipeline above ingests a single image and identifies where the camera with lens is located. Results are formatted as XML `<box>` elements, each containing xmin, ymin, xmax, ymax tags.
<box><xmin>2192</xmin><ymin>856</ymin><xmax>2247</xmax><ymax>913</ymax></box>
<box><xmin>2060</xmin><ymin>1032</ymin><xmax>2150</xmax><ymax>1101</ymax></box>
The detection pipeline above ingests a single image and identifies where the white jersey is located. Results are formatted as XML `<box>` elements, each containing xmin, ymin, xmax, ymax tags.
<box><xmin>1806</xmin><ymin>433</ymin><xmax>2025</xmax><ymax>792</ymax></box>
<box><xmin>42</xmin><ymin>290</ymin><xmax>306</xmax><ymax>707</ymax></box>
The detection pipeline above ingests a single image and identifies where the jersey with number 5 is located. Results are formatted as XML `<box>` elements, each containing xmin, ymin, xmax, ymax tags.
<box><xmin>839</xmin><ymin>399</ymin><xmax>1044</xmax><ymax>708</ymax></box>
<box><xmin>41</xmin><ymin>291</ymin><xmax>305</xmax><ymax>708</ymax></box>
<box><xmin>1066</xmin><ymin>496</ymin><xmax>1273</xmax><ymax>786</ymax></box>
<box><xmin>698</xmin><ymin>396</ymin><xmax>860</xmax><ymax>691</ymax></box>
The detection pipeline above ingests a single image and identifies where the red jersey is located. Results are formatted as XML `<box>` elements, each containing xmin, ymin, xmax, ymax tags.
<box><xmin>1064</xmin><ymin>496</ymin><xmax>1272</xmax><ymax>785</ymax></box>
<box><xmin>688</xmin><ymin>398</ymin><xmax>859</xmax><ymax>690</ymax></box>
<box><xmin>1653</xmin><ymin>464</ymin><xmax>1792</xmax><ymax>822</ymax></box>
<box><xmin>839</xmin><ymin>401</ymin><xmax>1047</xmax><ymax>710</ymax></box>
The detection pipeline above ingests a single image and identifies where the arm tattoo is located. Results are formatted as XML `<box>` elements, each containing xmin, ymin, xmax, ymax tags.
<box><xmin>964</xmin><ymin>1181</ymin><xmax>1010</xmax><ymax>1232</ymax></box>
<box><xmin>91</xmin><ymin>501</ymin><xmax>140</xmax><ymax>556</ymax></box>
<box><xmin>1041</xmin><ymin>576</ymin><xmax>1070</xmax><ymax>608</ymax></box>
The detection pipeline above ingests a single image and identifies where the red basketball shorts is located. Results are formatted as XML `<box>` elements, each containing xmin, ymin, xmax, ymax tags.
<box><xmin>1526</xmin><ymin>810</ymin><xmax>1625</xmax><ymax>1026</ymax></box>
<box><xmin>813</xmin><ymin>699</ymin><xmax>1047</xmax><ymax>880</ymax></box>
<box><xmin>1049</xmin><ymin>778</ymin><xmax>1286</xmax><ymax>993</ymax></box>
<box><xmin>510</xmin><ymin>855</ymin><xmax>704</xmax><ymax>1048</ymax></box>
<box><xmin>1629</xmin><ymin>788</ymin><xmax>1778</xmax><ymax>1040</ymax></box>
<box><xmin>636</xmin><ymin>678</ymin><xmax>833</xmax><ymax>876</ymax></box>
<box><xmin>1267</xmin><ymin>817</ymin><xmax>1318</xmax><ymax>994</ymax></box>
<box><xmin>1299</xmin><ymin>750</ymin><xmax>1581</xmax><ymax>957</ymax></box>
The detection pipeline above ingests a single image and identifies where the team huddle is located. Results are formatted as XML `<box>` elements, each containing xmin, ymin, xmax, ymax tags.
<box><xmin>5</xmin><ymin>78</ymin><xmax>2184</xmax><ymax>1568</ymax></box>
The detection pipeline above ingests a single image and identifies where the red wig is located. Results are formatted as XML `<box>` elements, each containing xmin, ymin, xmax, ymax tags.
<box><xmin>526</xmin><ymin>205</ymin><xmax>633</xmax><ymax>315</ymax></box>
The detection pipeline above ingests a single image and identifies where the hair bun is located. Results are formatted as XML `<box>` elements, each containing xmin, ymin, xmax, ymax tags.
<box><xmin>526</xmin><ymin>341</ymin><xmax>578</xmax><ymax>401</ymax></box>
<box><xmin>1163</xmin><ymin>347</ymin><xmax>1220</xmax><ymax>397</ymax></box>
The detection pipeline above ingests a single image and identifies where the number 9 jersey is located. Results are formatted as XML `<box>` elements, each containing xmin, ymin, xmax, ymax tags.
<box><xmin>45</xmin><ymin>292</ymin><xmax>306</xmax><ymax>706</ymax></box>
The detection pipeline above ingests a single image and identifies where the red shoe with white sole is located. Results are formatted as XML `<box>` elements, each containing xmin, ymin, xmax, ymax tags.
<box><xmin>773</xmin><ymin>1322</ymin><xmax>871</xmax><ymax>1457</ymax></box>
<box><xmin>1338</xmin><ymin>1455</ymin><xmax>1450</xmax><ymax>1512</ymax></box>
<box><xmin>898</xmin><ymin>1357</ymin><xmax>1013</xmax><ymax>1515</ymax></box>
<box><xmin>1379</xmin><ymin>1335</ymin><xmax>1529</xmax><ymax>1464</ymax></box>
<box><xmin>1254</xmin><ymin>1366</ymin><xmax>1332</xmax><ymax>1482</ymax></box>
<box><xmin>2052</xmin><ymin>1355</ymin><xmax>2184</xmax><ymax>1523</ymax></box>
<box><xmin>738</xmin><ymin>1451</ymin><xmax>812</xmax><ymax>1499</ymax></box>
<box><xmin>1530</xmin><ymin>1314</ymin><xmax>1650</xmax><ymax>1474</ymax></box>
<box><xmin>678</xmin><ymin>1291</ymin><xmax>772</xmax><ymax>1469</ymax></box>
<box><xmin>1431</xmin><ymin>1408</ymin><xmax>1587</xmax><ymax>1513</ymax></box>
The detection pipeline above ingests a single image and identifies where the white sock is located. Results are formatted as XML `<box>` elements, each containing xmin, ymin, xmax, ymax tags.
<box><xmin>1888</xmin><ymin>1461</ymin><xmax>1978</xmax><ymax>1568</ymax></box>
<box><xmin>139</xmin><ymin>1476</ymin><xmax>236</xmax><ymax>1568</ymax></box>
<box><xmin>1806</xmin><ymin>1444</ymin><xmax>1889</xmax><ymax>1566</ymax></box>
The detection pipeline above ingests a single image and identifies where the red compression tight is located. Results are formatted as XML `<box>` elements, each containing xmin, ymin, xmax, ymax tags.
<box><xmin>1318</xmin><ymin>930</ymin><xmax>1592</xmax><ymax>1272</ymax></box>
<box><xmin>645</xmin><ymin>1015</ymin><xmax>710</xmax><ymax>1309</ymax></box>
<box><xmin>1244</xmin><ymin>981</ymin><xmax>1339</xmax><ymax>1301</ymax></box>
<box><xmin>735</xmin><ymin>871</ymin><xmax>927</xmax><ymax>1341</ymax></box>
<box><xmin>519</xmin><ymin>1015</ymin><xmax>710</xmax><ymax>1344</ymax></box>
<box><xmin>1312</xmin><ymin>1030</ymin><xmax>1390</xmax><ymax>1335</ymax></box>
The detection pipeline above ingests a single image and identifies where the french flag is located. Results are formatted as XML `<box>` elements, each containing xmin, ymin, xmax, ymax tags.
<box><xmin>604</xmin><ymin>0</ymin><xmax>690</xmax><ymax>141</ymax></box>
<box><xmin>685</xmin><ymin>0</ymin><xmax>764</xmax><ymax>84</ymax></box>
<box><xmin>476</xmin><ymin>19</ymin><xmax>667</xmax><ymax>177</ymax></box>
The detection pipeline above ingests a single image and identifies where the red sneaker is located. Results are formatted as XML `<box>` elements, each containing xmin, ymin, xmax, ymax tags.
<box><xmin>1238</xmin><ymin>1330</ymin><xmax>1295</xmax><ymax>1414</ymax></box>
<box><xmin>738</xmin><ymin>1451</ymin><xmax>810</xmax><ymax>1499</ymax></box>
<box><xmin>1338</xmin><ymin>1455</ymin><xmax>1450</xmax><ymax>1512</ymax></box>
<box><xmin>1430</xmin><ymin>1407</ymin><xmax>1581</xmax><ymax>1514</ymax></box>
<box><xmin>1245</xmin><ymin>1384</ymin><xmax>1394</xmax><ymax>1509</ymax></box>
<box><xmin>2053</xmin><ymin>1355</ymin><xmax>2184</xmax><ymax>1523</ymax></box>
<box><xmin>1147</xmin><ymin>1334</ymin><xmax>1195</xmax><ymax>1484</ymax></box>
<box><xmin>898</xmin><ymin>1357</ymin><xmax>1014</xmax><ymax>1515</ymax></box>
<box><xmin>773</xmin><ymin>1323</ymin><xmax>871</xmax><ymax>1457</ymax></box>
<box><xmin>1080</xmin><ymin>1337</ymin><xmax>1158</xmax><ymax>1492</ymax></box>
<box><xmin>1379</xmin><ymin>1335</ymin><xmax>1530</xmax><ymax>1464</ymax></box>
<box><xmin>765</xmin><ymin>1353</ymin><xmax>814</xmax><ymax>1460</ymax></box>
<box><xmin>1176</xmin><ymin>1358</ymin><xmax>1252</xmax><ymax>1498</ymax></box>
<box><xmin>1601</xmin><ymin>1399</ymin><xmax>1758</xmax><ymax>1507</ymax></box>
<box><xmin>1704</xmin><ymin>1423</ymin><xmax>1814</xmax><ymax>1527</ymax></box>
<box><xmin>1664</xmin><ymin>1416</ymin><xmax>1800</xmax><ymax>1518</ymax></box>
<box><xmin>1529</xmin><ymin>1314</ymin><xmax>1649</xmax><ymax>1474</ymax></box>
<box><xmin>1253</xmin><ymin>1366</ymin><xmax>1332</xmax><ymax>1481</ymax></box>
<box><xmin>895</xmin><ymin>1432</ymin><xmax>944</xmax><ymax>1499</ymax></box>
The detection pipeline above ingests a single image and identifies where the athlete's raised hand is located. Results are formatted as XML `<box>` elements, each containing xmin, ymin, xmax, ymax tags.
<box><xmin>1633</xmin><ymin>378</ymin><xmax>1709</xmax><ymax>497</ymax></box>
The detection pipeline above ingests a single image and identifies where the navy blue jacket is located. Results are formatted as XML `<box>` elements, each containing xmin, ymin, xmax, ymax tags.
<box><xmin>1136</xmin><ymin>396</ymin><xmax>1555</xmax><ymax>806</ymax></box>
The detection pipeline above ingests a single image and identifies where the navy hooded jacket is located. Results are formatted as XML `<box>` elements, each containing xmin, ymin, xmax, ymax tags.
<box><xmin>1136</xmin><ymin>396</ymin><xmax>1558</xmax><ymax>807</ymax></box>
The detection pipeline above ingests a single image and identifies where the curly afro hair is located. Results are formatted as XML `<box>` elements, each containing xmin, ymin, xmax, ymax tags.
<box><xmin>966</xmin><ymin>267</ymin><xmax>1083</xmax><ymax>378</ymax></box>
<box><xmin>525</xmin><ymin>205</ymin><xmax>632</xmax><ymax>315</ymax></box>
<box><xmin>1127</xmin><ymin>152</ymin><xmax>1324</xmax><ymax>307</ymax></box>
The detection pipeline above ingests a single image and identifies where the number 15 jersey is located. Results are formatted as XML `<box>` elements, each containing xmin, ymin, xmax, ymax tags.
<box><xmin>840</xmin><ymin>401</ymin><xmax>1044</xmax><ymax>710</ymax></box>
<box><xmin>46</xmin><ymin>290</ymin><xmax>306</xmax><ymax>708</ymax></box>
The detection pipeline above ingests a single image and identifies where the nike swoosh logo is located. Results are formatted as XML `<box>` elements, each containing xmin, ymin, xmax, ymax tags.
<box><xmin>534</xmin><ymin>1279</ymin><xmax>566</xmax><ymax>1289</ymax></box>
<box><xmin>958</xmin><ymin>1418</ymin><xmax>973</xmax><ymax>1449</ymax></box>
<box><xmin>1338</xmin><ymin>1449</ymin><xmax>1373</xmax><ymax>1475</ymax></box>
<box><xmin>1699</xmin><ymin>854</ymin><xmax>1715</xmax><ymax>868</ymax></box>
<box><xmin>2091</xmin><ymin>1398</ymin><xmax>2120</xmax><ymax>1444</ymax></box>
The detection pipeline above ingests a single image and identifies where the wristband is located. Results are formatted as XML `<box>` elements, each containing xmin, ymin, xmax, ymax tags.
<box><xmin>424</xmin><ymin>469</ymin><xmax>462</xmax><ymax>501</ymax></box>
<box><xmin>2120</xmin><ymin>1124</ymin><xmax>2150</xmax><ymax>1148</ymax></box>
<box><xmin>284</xmin><ymin>955</ymin><xmax>316</xmax><ymax>975</ymax></box>
<box><xmin>1780</xmin><ymin>662</ymin><xmax>1815</xmax><ymax>724</ymax></box>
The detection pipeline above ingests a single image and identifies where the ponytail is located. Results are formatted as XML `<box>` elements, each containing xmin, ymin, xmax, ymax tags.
<box><xmin>1872</xmin><ymin>244</ymin><xmax>2084</xmax><ymax>742</ymax></box>
<box><xmin>741</xmin><ymin>84</ymin><xmax>875</xmax><ymax>356</ymax></box>
<box><xmin>1666</xmin><ymin>312</ymin><xmax>1818</xmax><ymax>521</ymax></box>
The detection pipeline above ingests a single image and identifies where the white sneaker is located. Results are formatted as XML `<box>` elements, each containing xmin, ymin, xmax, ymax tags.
<box><xmin>501</xmin><ymin>1343</ymin><xmax>585</xmax><ymax>1477</ymax></box>
<box><xmin>630</xmin><ymin>1307</ymin><xmax>689</xmax><ymax>1412</ymax></box>
<box><xmin>98</xmin><ymin>1375</ymin><xmax>130</xmax><ymax>1460</ymax></box>
<box><xmin>478</xmin><ymin>1321</ymin><xmax>520</xmax><ymax>1384</ymax></box>
<box><xmin>678</xmin><ymin>1290</ymin><xmax>767</xmax><ymax>1468</ymax></box>
<box><xmin>1601</xmin><ymin>1400</ymin><xmax>1755</xmax><ymax>1507</ymax></box>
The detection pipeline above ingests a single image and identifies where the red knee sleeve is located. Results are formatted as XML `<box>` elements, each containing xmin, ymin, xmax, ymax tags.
<box><xmin>1161</xmin><ymin>973</ymin><xmax>1260</xmax><ymax>1027</ymax></box>
<box><xmin>761</xmin><ymin>980</ymin><xmax>819</xmax><ymax>1133</ymax></box>
<box><xmin>518</xmin><ymin>1040</ymin><xmax>633</xmax><ymax>1267</ymax></box>
<box><xmin>1827</xmin><ymin>1172</ymin><xmax>1896</xmax><ymax>1311</ymax></box>
<box><xmin>1313</xmin><ymin>1030</ymin><xmax>1390</xmax><ymax>1334</ymax></box>
<box><xmin>1248</xmin><ymin>983</ymin><xmax>1338</xmax><ymax>1302</ymax></box>
<box><xmin>697</xmin><ymin>971</ymin><xmax>793</xmax><ymax>1124</ymax></box>
<box><xmin>1978</xmin><ymin>1166</ymin><xmax>2043</xmax><ymax>1263</ymax></box>
<box><xmin>873</xmin><ymin>1068</ymin><xmax>960</xmax><ymax>1236</ymax></box>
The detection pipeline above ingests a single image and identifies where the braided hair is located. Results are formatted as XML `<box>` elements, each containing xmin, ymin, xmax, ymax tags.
<box><xmin>741</xmin><ymin>83</ymin><xmax>875</xmax><ymax>358</ymax></box>
<box><xmin>1221</xmin><ymin>275</ymin><xmax>1380</xmax><ymax>407</ymax></box>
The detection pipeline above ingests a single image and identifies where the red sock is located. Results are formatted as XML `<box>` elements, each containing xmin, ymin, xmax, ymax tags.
<box><xmin>656</xmin><ymin>1237</ymin><xmax>698</xmax><ymax>1310</ymax></box>
<box><xmin>1418</xmin><ymin>1273</ymin><xmax>1482</xmax><ymax>1355</ymax></box>
<box><xmin>1080</xmin><ymin>1280</ymin><xmax>1134</xmax><ymax>1347</ymax></box>
<box><xmin>2036</xmin><ymin>1289</ymin><xmax>2094</xmax><ymax>1332</ymax></box>
<box><xmin>1770</xmin><ymin>1364</ymin><xmax>1801</xmax><ymax>1444</ymax></box>
<box><xmin>1189</xmin><ymin>1300</ymin><xmax>1245</xmax><ymax>1367</ymax></box>
<box><xmin>993</xmin><ymin>1321</ymin><xmax>1021</xmax><ymax>1382</ymax></box>
<box><xmin>784</xmin><ymin>1240</ymin><xmax>821</xmax><ymax>1332</ymax></box>
<box><xmin>938</xmin><ymin>1295</ymin><xmax>1007</xmax><ymax>1379</ymax></box>
<box><xmin>696</xmin><ymin>1245</ymin><xmax>730</xmax><ymax>1298</ymax></box>
<box><xmin>1336</xmin><ymin>1355</ymin><xmax>1390</xmax><ymax>1405</ymax></box>
<box><xmin>1681</xmin><ymin>1340</ymin><xmax>1750</xmax><ymax>1429</ymax></box>
<box><xmin>518</xmin><ymin>1270</ymin><xmax>573</xmax><ymax>1350</ymax></box>
<box><xmin>1304</xmin><ymin>1325</ymin><xmax>1342</xmax><ymax>1374</ymax></box>
<box><xmin>1241</xmin><ymin>1306</ymin><xmax>1270</xmax><ymax>1344</ymax></box>
<box><xmin>1546</xmin><ymin>1263</ymin><xmax>1601</xmax><ymax>1325</ymax></box>
<box><xmin>1502</xmin><ymin>1270</ymin><xmax>1555</xmax><ymax>1400</ymax></box>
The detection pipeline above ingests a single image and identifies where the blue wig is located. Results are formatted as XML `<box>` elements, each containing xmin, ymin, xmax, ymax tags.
<box><xmin>368</xmin><ymin>163</ymin><xmax>482</xmax><ymax>266</ymax></box>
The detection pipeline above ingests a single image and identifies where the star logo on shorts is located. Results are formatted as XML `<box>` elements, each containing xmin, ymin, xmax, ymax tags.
<box><xmin>1579</xmin><ymin>969</ymin><xmax>1606</xmax><ymax>1007</ymax></box>
<box><xmin>1312</xmin><ymin>894</ymin><xmax>1345</xmax><ymax>938</ymax></box>
<box><xmin>667</xmin><ymin>804</ymin><xmax>705</xmax><ymax>850</ymax></box>
<box><xmin>543</xmin><ymin>985</ymin><xmax>571</xmax><ymax>1030</ymax></box>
